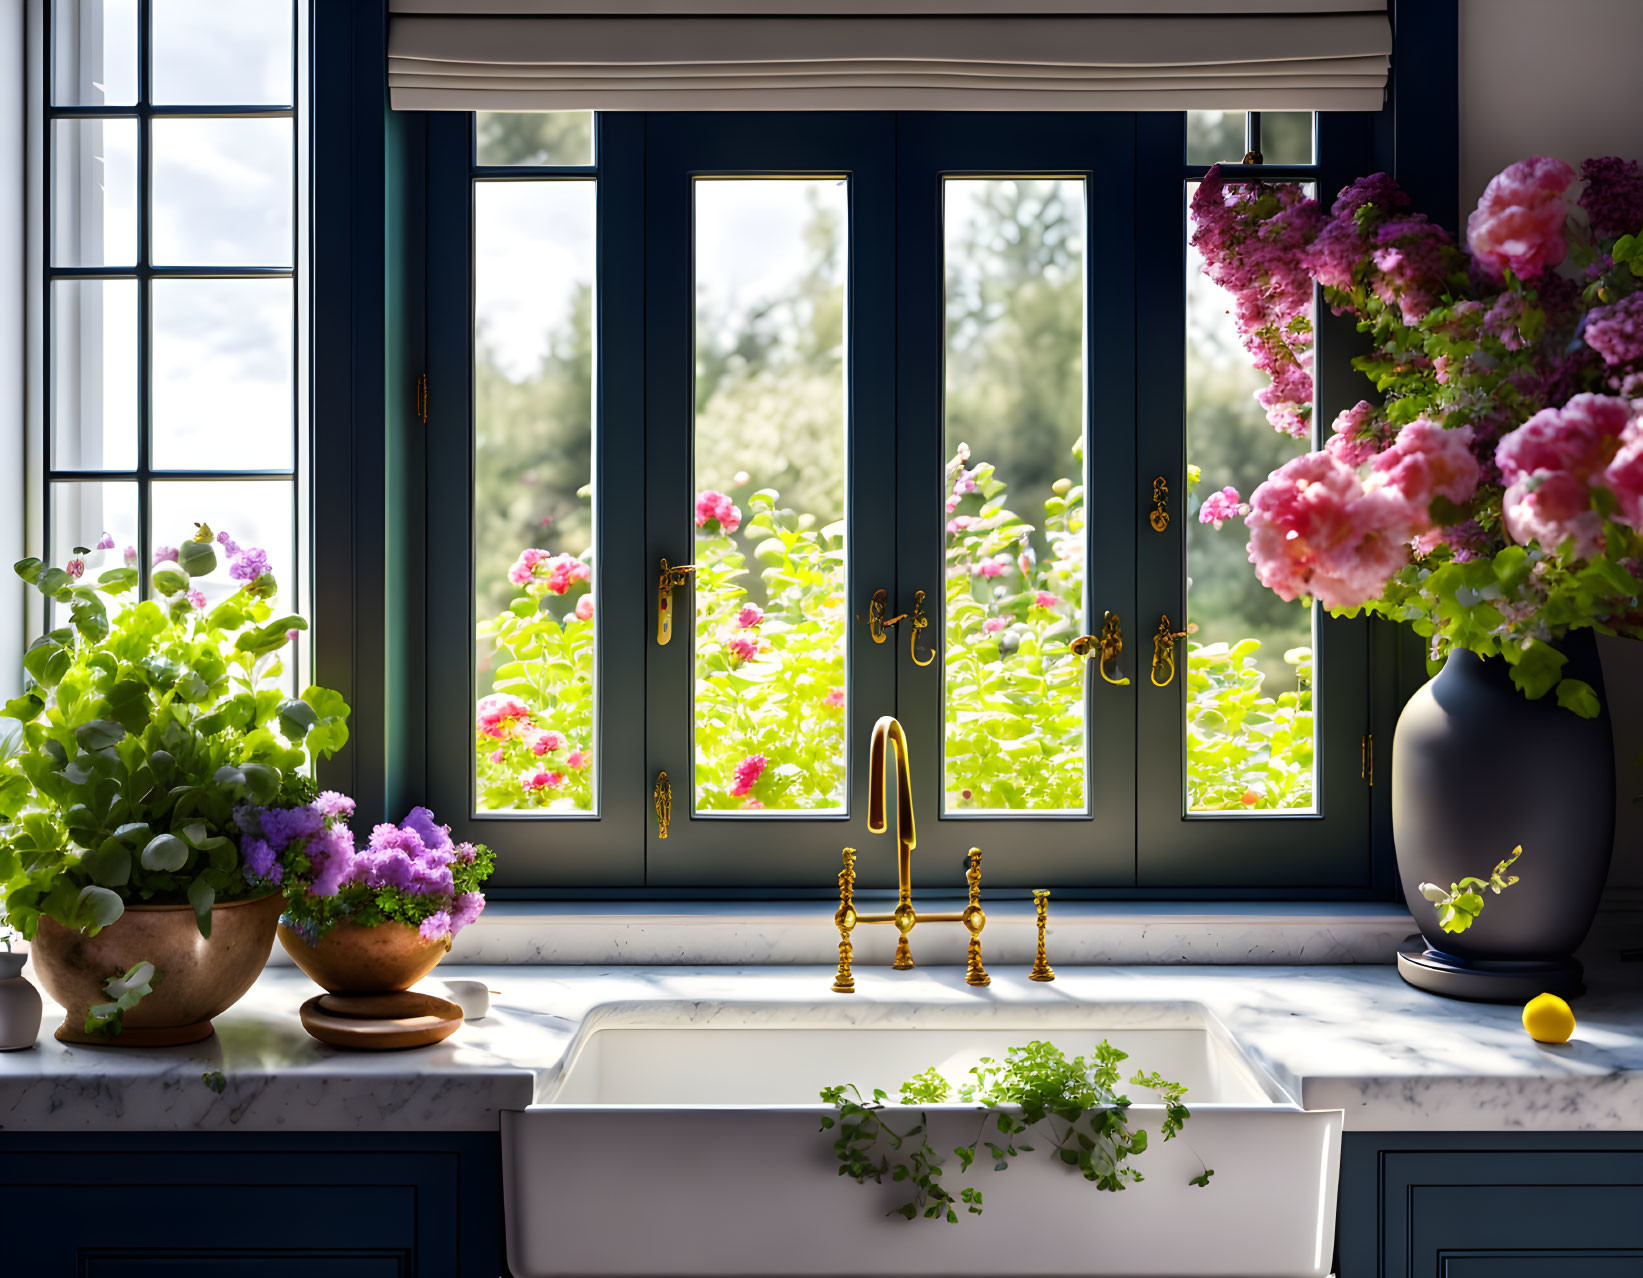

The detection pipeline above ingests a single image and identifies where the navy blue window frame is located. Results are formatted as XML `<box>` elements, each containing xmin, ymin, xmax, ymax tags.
<box><xmin>309</xmin><ymin>0</ymin><xmax>1458</xmax><ymax>899</ymax></box>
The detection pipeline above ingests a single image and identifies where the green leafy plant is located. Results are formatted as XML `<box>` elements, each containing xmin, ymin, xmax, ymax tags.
<box><xmin>1419</xmin><ymin>844</ymin><xmax>1524</xmax><ymax>933</ymax></box>
<box><xmin>820</xmin><ymin>1039</ymin><xmax>1211</xmax><ymax>1224</ymax></box>
<box><xmin>84</xmin><ymin>960</ymin><xmax>158</xmax><ymax>1037</ymax></box>
<box><xmin>1186</xmin><ymin>641</ymin><xmax>1314</xmax><ymax>812</ymax></box>
<box><xmin>0</xmin><ymin>526</ymin><xmax>350</xmax><ymax>945</ymax></box>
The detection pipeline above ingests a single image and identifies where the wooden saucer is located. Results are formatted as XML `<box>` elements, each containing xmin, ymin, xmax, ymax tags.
<box><xmin>299</xmin><ymin>991</ymin><xmax>463</xmax><ymax>1051</ymax></box>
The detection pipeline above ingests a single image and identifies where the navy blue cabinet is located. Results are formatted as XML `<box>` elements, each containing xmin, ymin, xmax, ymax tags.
<box><xmin>0</xmin><ymin>1133</ymin><xmax>502</xmax><ymax>1278</ymax></box>
<box><xmin>1338</xmin><ymin>1133</ymin><xmax>1643</xmax><ymax>1278</ymax></box>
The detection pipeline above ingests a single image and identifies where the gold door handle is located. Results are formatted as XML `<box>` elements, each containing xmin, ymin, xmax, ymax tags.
<box><xmin>857</xmin><ymin>588</ymin><xmax>907</xmax><ymax>644</ymax></box>
<box><xmin>1070</xmin><ymin>612</ymin><xmax>1129</xmax><ymax>686</ymax></box>
<box><xmin>656</xmin><ymin>558</ymin><xmax>696</xmax><ymax>646</ymax></box>
<box><xmin>1151</xmin><ymin>614</ymin><xmax>1189</xmax><ymax>688</ymax></box>
<box><xmin>909</xmin><ymin>590</ymin><xmax>936</xmax><ymax>667</ymax></box>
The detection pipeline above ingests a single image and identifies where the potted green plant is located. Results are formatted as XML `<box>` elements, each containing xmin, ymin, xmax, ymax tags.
<box><xmin>0</xmin><ymin>526</ymin><xmax>350</xmax><ymax>1044</ymax></box>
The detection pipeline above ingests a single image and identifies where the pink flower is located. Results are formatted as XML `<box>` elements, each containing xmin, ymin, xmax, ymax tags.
<box><xmin>95</xmin><ymin>532</ymin><xmax>115</xmax><ymax>550</ymax></box>
<box><xmin>123</xmin><ymin>545</ymin><xmax>137</xmax><ymax>567</ymax></box>
<box><xmin>216</xmin><ymin>530</ymin><xmax>240</xmax><ymax>557</ymax></box>
<box><xmin>1585</xmin><ymin>292</ymin><xmax>1643</xmax><ymax>367</ymax></box>
<box><xmin>520</xmin><ymin>769</ymin><xmax>564</xmax><ymax>791</ymax></box>
<box><xmin>574</xmin><ymin>595</ymin><xmax>594</xmax><ymax>622</ymax></box>
<box><xmin>476</xmin><ymin>693</ymin><xmax>531</xmax><ymax>740</ymax></box>
<box><xmin>65</xmin><ymin>558</ymin><xmax>84</xmax><ymax>580</ymax></box>
<box><xmin>526</xmin><ymin>728</ymin><xmax>565</xmax><ymax>756</ymax></box>
<box><xmin>187</xmin><ymin>590</ymin><xmax>206</xmax><ymax>610</ymax></box>
<box><xmin>1504</xmin><ymin>471</ymin><xmax>1605</xmax><ymax>559</ymax></box>
<box><xmin>736</xmin><ymin>604</ymin><xmax>764</xmax><ymax>629</ymax></box>
<box><xmin>725</xmin><ymin>633</ymin><xmax>759</xmax><ymax>663</ymax></box>
<box><xmin>1245</xmin><ymin>450</ymin><xmax>1419</xmax><ymax>609</ymax></box>
<box><xmin>823</xmin><ymin>688</ymin><xmax>845</xmax><ymax>708</ymax></box>
<box><xmin>508</xmin><ymin>547</ymin><xmax>552</xmax><ymax>587</ymax></box>
<box><xmin>1604</xmin><ymin>420</ymin><xmax>1643</xmax><ymax>530</ymax></box>
<box><xmin>945</xmin><ymin>515</ymin><xmax>976</xmax><ymax>535</ymax></box>
<box><xmin>488</xmin><ymin>747</ymin><xmax>505</xmax><ymax>764</ymax></box>
<box><xmin>1467</xmin><ymin>156</ymin><xmax>1575</xmax><ymax>281</ymax></box>
<box><xmin>982</xmin><ymin>617</ymin><xmax>1006</xmax><ymax>634</ymax></box>
<box><xmin>420</xmin><ymin>911</ymin><xmax>454</xmax><ymax>944</ymax></box>
<box><xmin>566</xmin><ymin>750</ymin><xmax>590</xmax><ymax>770</ymax></box>
<box><xmin>741</xmin><ymin>798</ymin><xmax>764</xmax><ymax>810</ymax></box>
<box><xmin>1198</xmin><ymin>486</ymin><xmax>1245</xmax><ymax>529</ymax></box>
<box><xmin>974</xmin><ymin>554</ymin><xmax>1010</xmax><ymax>579</ymax></box>
<box><xmin>1497</xmin><ymin>394</ymin><xmax>1631</xmax><ymax>485</ymax></box>
<box><xmin>544</xmin><ymin>555</ymin><xmax>591</xmax><ymax>595</ymax></box>
<box><xmin>1033</xmin><ymin>592</ymin><xmax>1060</xmax><ymax>609</ymax></box>
<box><xmin>1017</xmin><ymin>550</ymin><xmax>1034</xmax><ymax>577</ymax></box>
<box><xmin>1367</xmin><ymin>419</ymin><xmax>1481</xmax><ymax>517</ymax></box>
<box><xmin>730</xmin><ymin>754</ymin><xmax>767</xmax><ymax>799</ymax></box>
<box><xmin>695</xmin><ymin>490</ymin><xmax>742</xmax><ymax>534</ymax></box>
<box><xmin>152</xmin><ymin>545</ymin><xmax>178</xmax><ymax>566</ymax></box>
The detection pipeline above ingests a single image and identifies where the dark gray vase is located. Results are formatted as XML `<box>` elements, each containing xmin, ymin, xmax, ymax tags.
<box><xmin>1392</xmin><ymin>635</ymin><xmax>1615</xmax><ymax>1002</ymax></box>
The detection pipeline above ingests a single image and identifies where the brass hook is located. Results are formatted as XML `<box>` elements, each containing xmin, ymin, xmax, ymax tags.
<box><xmin>1070</xmin><ymin>612</ymin><xmax>1129</xmax><ymax>686</ymax></box>
<box><xmin>1149</xmin><ymin>476</ymin><xmax>1170</xmax><ymax>532</ymax></box>
<box><xmin>909</xmin><ymin>590</ymin><xmax>936</xmax><ymax>667</ymax></box>
<box><xmin>656</xmin><ymin>557</ymin><xmax>696</xmax><ymax>646</ymax></box>
<box><xmin>1150</xmin><ymin>614</ymin><xmax>1189</xmax><ymax>688</ymax></box>
<box><xmin>858</xmin><ymin>589</ymin><xmax>907</xmax><ymax>644</ymax></box>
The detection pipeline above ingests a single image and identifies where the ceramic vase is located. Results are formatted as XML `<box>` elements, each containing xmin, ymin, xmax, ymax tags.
<box><xmin>0</xmin><ymin>952</ymin><xmax>43</xmax><ymax>1050</ymax></box>
<box><xmin>29</xmin><ymin>894</ymin><xmax>284</xmax><ymax>1045</ymax></box>
<box><xmin>277</xmin><ymin>919</ymin><xmax>451</xmax><ymax>994</ymax></box>
<box><xmin>1392</xmin><ymin>635</ymin><xmax>1615</xmax><ymax>1002</ymax></box>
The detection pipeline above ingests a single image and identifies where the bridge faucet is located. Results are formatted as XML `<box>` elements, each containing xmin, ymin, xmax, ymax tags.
<box><xmin>830</xmin><ymin>715</ymin><xmax>989</xmax><ymax>992</ymax></box>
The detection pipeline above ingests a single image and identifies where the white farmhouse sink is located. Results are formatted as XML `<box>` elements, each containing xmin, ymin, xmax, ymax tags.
<box><xmin>503</xmin><ymin>1000</ymin><xmax>1341</xmax><ymax>1278</ymax></box>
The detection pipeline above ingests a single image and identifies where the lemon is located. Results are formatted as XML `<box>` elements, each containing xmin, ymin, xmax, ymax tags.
<box><xmin>1522</xmin><ymin>992</ymin><xmax>1576</xmax><ymax>1044</ymax></box>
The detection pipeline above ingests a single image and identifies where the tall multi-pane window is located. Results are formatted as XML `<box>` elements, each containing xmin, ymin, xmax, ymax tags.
<box><xmin>45</xmin><ymin>1</ymin><xmax>303</xmax><ymax>643</ymax></box>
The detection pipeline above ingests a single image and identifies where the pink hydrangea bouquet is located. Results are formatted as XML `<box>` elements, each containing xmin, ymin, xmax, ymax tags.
<box><xmin>1191</xmin><ymin>154</ymin><xmax>1643</xmax><ymax>713</ymax></box>
<box><xmin>241</xmin><ymin>798</ymin><xmax>494</xmax><ymax>946</ymax></box>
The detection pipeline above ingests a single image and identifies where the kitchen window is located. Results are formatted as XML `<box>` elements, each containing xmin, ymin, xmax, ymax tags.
<box><xmin>41</xmin><ymin>0</ymin><xmax>306</xmax><ymax>670</ymax></box>
<box><xmin>425</xmin><ymin>109</ymin><xmax>1383</xmax><ymax>892</ymax></box>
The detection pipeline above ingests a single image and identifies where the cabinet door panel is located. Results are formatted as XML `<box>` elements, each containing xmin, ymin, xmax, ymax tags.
<box><xmin>84</xmin><ymin>1256</ymin><xmax>404</xmax><ymax>1277</ymax></box>
<box><xmin>1442</xmin><ymin>1256</ymin><xmax>1643</xmax><ymax>1278</ymax></box>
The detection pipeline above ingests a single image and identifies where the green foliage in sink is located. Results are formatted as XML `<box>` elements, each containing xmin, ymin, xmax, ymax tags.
<box><xmin>820</xmin><ymin>1038</ymin><xmax>1213</xmax><ymax>1224</ymax></box>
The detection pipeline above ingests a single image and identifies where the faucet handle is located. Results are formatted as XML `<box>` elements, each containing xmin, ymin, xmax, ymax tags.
<box><xmin>1029</xmin><ymin>889</ymin><xmax>1055</xmax><ymax>982</ymax></box>
<box><xmin>963</xmin><ymin>848</ymin><xmax>989</xmax><ymax>987</ymax></box>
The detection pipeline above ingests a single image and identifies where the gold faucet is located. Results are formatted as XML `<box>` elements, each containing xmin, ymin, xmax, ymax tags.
<box><xmin>831</xmin><ymin>716</ymin><xmax>989</xmax><ymax>992</ymax></box>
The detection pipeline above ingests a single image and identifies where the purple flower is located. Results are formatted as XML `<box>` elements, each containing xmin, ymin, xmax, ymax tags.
<box><xmin>1586</xmin><ymin>292</ymin><xmax>1643</xmax><ymax>368</ymax></box>
<box><xmin>153</xmin><ymin>545</ymin><xmax>178</xmax><ymax>566</ymax></box>
<box><xmin>1580</xmin><ymin>156</ymin><xmax>1643</xmax><ymax>241</ymax></box>
<box><xmin>315</xmin><ymin>791</ymin><xmax>355</xmax><ymax>821</ymax></box>
<box><xmin>451</xmin><ymin>891</ymin><xmax>485</xmax><ymax>933</ymax></box>
<box><xmin>187</xmin><ymin>590</ymin><xmax>206</xmax><ymax>610</ymax></box>
<box><xmin>453</xmin><ymin>841</ymin><xmax>478</xmax><ymax>865</ymax></box>
<box><xmin>419</xmin><ymin>911</ymin><xmax>454</xmax><ymax>944</ymax></box>
<box><xmin>123</xmin><ymin>545</ymin><xmax>138</xmax><ymax>567</ymax></box>
<box><xmin>348</xmin><ymin>823</ymin><xmax>455</xmax><ymax>897</ymax></box>
<box><xmin>399</xmin><ymin>806</ymin><xmax>453</xmax><ymax>854</ymax></box>
<box><xmin>242</xmin><ymin>836</ymin><xmax>280</xmax><ymax>884</ymax></box>
<box><xmin>65</xmin><ymin>558</ymin><xmax>85</xmax><ymax>580</ymax></box>
<box><xmin>96</xmin><ymin>532</ymin><xmax>115</xmax><ymax>550</ymax></box>
<box><xmin>259</xmin><ymin>804</ymin><xmax>324</xmax><ymax>853</ymax></box>
<box><xmin>306</xmin><ymin>825</ymin><xmax>355</xmax><ymax>897</ymax></box>
<box><xmin>216</xmin><ymin>530</ymin><xmax>241</xmax><ymax>557</ymax></box>
<box><xmin>229</xmin><ymin>546</ymin><xmax>271</xmax><ymax>582</ymax></box>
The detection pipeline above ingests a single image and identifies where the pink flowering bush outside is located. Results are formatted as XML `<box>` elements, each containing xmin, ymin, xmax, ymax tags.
<box><xmin>1191</xmin><ymin>154</ymin><xmax>1643</xmax><ymax>714</ymax></box>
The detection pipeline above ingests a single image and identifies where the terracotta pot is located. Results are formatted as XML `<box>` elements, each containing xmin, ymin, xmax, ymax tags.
<box><xmin>277</xmin><ymin>920</ymin><xmax>451</xmax><ymax>994</ymax></box>
<box><xmin>0</xmin><ymin>952</ymin><xmax>43</xmax><ymax>1051</ymax></box>
<box><xmin>31</xmin><ymin>894</ymin><xmax>284</xmax><ymax>1046</ymax></box>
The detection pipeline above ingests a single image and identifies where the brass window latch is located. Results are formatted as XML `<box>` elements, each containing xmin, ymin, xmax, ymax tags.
<box><xmin>859</xmin><ymin>588</ymin><xmax>936</xmax><ymax>666</ymax></box>
<box><xmin>1070</xmin><ymin>611</ymin><xmax>1128</xmax><ymax>686</ymax></box>
<box><xmin>654</xmin><ymin>771</ymin><xmax>672</xmax><ymax>839</ymax></box>
<box><xmin>656</xmin><ymin>558</ymin><xmax>696</xmax><ymax>646</ymax></box>
<box><xmin>1149</xmin><ymin>476</ymin><xmax>1170</xmax><ymax>532</ymax></box>
<box><xmin>1150</xmin><ymin>614</ymin><xmax>1189</xmax><ymax>688</ymax></box>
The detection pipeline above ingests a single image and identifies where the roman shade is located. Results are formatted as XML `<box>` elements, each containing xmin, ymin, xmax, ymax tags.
<box><xmin>388</xmin><ymin>2</ymin><xmax>1391</xmax><ymax>112</ymax></box>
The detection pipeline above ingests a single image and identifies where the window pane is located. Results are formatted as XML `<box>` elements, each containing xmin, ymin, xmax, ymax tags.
<box><xmin>942</xmin><ymin>179</ymin><xmax>1088</xmax><ymax>814</ymax></box>
<box><xmin>152</xmin><ymin>0</ymin><xmax>294</xmax><ymax>105</ymax></box>
<box><xmin>692</xmin><ymin>178</ymin><xmax>848</xmax><ymax>814</ymax></box>
<box><xmin>1187</xmin><ymin>111</ymin><xmax>1245</xmax><ymax>166</ymax></box>
<box><xmin>50</xmin><ymin>480</ymin><xmax>139</xmax><ymax>575</ymax></box>
<box><xmin>149</xmin><ymin>480</ymin><xmax>296</xmax><ymax>620</ymax></box>
<box><xmin>152</xmin><ymin>119</ymin><xmax>294</xmax><ymax>267</ymax></box>
<box><xmin>1260</xmin><ymin>112</ymin><xmax>1315</xmax><ymax>165</ymax></box>
<box><xmin>51</xmin><ymin>279</ymin><xmax>138</xmax><ymax>471</ymax></box>
<box><xmin>52</xmin><ymin>0</ymin><xmax>138</xmax><ymax>106</ymax></box>
<box><xmin>50</xmin><ymin>118</ymin><xmax>137</xmax><ymax>267</ymax></box>
<box><xmin>151</xmin><ymin>279</ymin><xmax>293</xmax><ymax>471</ymax></box>
<box><xmin>1184</xmin><ymin>182</ymin><xmax>1317</xmax><ymax>814</ymax></box>
<box><xmin>473</xmin><ymin>180</ymin><xmax>597</xmax><ymax>815</ymax></box>
<box><xmin>476</xmin><ymin>113</ymin><xmax>594</xmax><ymax>167</ymax></box>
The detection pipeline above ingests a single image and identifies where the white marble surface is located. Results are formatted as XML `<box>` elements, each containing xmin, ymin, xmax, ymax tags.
<box><xmin>3</xmin><ymin>955</ymin><xmax>1642</xmax><ymax>1134</ymax></box>
<box><xmin>262</xmin><ymin>899</ymin><xmax>1417</xmax><ymax>966</ymax></box>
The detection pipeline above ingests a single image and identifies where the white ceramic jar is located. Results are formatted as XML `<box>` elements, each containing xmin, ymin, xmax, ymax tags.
<box><xmin>0</xmin><ymin>951</ymin><xmax>43</xmax><ymax>1051</ymax></box>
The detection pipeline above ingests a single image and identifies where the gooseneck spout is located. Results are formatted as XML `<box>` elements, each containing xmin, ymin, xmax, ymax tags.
<box><xmin>868</xmin><ymin>716</ymin><xmax>918</xmax><ymax>969</ymax></box>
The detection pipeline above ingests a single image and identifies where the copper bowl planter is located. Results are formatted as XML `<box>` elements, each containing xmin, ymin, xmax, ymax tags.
<box><xmin>277</xmin><ymin>920</ymin><xmax>452</xmax><ymax>994</ymax></box>
<box><xmin>30</xmin><ymin>894</ymin><xmax>284</xmax><ymax>1046</ymax></box>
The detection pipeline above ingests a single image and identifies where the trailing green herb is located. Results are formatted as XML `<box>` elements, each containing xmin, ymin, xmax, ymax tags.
<box><xmin>820</xmin><ymin>1039</ymin><xmax>1212</xmax><ymax>1223</ymax></box>
<box><xmin>1419</xmin><ymin>844</ymin><xmax>1524</xmax><ymax>933</ymax></box>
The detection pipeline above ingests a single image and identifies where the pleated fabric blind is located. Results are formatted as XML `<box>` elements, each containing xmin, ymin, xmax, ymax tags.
<box><xmin>388</xmin><ymin>2</ymin><xmax>1391</xmax><ymax>112</ymax></box>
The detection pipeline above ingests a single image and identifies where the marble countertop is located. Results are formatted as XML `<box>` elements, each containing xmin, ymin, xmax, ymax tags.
<box><xmin>3</xmin><ymin>956</ymin><xmax>1642</xmax><ymax>1135</ymax></box>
